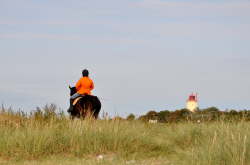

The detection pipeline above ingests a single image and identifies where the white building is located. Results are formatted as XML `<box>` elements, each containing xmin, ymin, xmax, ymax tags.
<box><xmin>186</xmin><ymin>93</ymin><xmax>198</xmax><ymax>112</ymax></box>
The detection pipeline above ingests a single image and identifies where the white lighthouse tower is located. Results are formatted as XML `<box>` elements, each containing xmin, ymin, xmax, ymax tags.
<box><xmin>186</xmin><ymin>93</ymin><xmax>198</xmax><ymax>112</ymax></box>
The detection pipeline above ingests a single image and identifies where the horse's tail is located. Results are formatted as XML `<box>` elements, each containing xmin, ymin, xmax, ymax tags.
<box><xmin>73</xmin><ymin>95</ymin><xmax>101</xmax><ymax>119</ymax></box>
<box><xmin>92</xmin><ymin>96</ymin><xmax>101</xmax><ymax>119</ymax></box>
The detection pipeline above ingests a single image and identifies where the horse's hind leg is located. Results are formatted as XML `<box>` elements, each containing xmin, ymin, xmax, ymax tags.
<box><xmin>93</xmin><ymin>109</ymin><xmax>100</xmax><ymax>119</ymax></box>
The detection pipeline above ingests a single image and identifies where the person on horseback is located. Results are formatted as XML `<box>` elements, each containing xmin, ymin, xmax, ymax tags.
<box><xmin>67</xmin><ymin>69</ymin><xmax>94</xmax><ymax>113</ymax></box>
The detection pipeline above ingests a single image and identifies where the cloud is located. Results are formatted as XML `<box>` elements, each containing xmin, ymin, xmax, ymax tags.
<box><xmin>0</xmin><ymin>19</ymin><xmax>109</xmax><ymax>26</ymax></box>
<box><xmin>0</xmin><ymin>31</ymin><xmax>153</xmax><ymax>44</ymax></box>
<box><xmin>0</xmin><ymin>20</ymin><xmax>83</xmax><ymax>26</ymax></box>
<box><xmin>0</xmin><ymin>33</ymin><xmax>81</xmax><ymax>40</ymax></box>
<box><xmin>134</xmin><ymin>0</ymin><xmax>250</xmax><ymax>18</ymax></box>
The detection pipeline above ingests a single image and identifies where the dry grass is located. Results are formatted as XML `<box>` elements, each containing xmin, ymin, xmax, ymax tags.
<box><xmin>0</xmin><ymin>106</ymin><xmax>250</xmax><ymax>165</ymax></box>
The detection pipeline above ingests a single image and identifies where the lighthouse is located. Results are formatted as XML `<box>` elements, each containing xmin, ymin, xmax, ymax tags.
<box><xmin>186</xmin><ymin>93</ymin><xmax>198</xmax><ymax>112</ymax></box>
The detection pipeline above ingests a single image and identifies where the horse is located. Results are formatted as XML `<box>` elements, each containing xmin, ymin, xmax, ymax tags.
<box><xmin>68</xmin><ymin>86</ymin><xmax>101</xmax><ymax>119</ymax></box>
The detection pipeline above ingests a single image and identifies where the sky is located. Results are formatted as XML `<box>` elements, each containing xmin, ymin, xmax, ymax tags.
<box><xmin>0</xmin><ymin>0</ymin><xmax>250</xmax><ymax>117</ymax></box>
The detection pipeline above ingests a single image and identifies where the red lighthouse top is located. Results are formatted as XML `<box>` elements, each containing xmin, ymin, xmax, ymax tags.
<box><xmin>188</xmin><ymin>93</ymin><xmax>198</xmax><ymax>102</ymax></box>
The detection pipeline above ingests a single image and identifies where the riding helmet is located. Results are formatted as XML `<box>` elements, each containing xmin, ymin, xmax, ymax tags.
<box><xmin>82</xmin><ymin>69</ymin><xmax>89</xmax><ymax>77</ymax></box>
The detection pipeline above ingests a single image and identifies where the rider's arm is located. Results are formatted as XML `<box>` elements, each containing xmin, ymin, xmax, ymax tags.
<box><xmin>90</xmin><ymin>80</ymin><xmax>94</xmax><ymax>90</ymax></box>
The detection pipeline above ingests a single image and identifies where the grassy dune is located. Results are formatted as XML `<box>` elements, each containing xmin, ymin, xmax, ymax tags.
<box><xmin>0</xmin><ymin>108</ymin><xmax>250</xmax><ymax>165</ymax></box>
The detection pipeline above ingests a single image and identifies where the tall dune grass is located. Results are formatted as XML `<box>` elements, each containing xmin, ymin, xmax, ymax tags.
<box><xmin>0</xmin><ymin>105</ymin><xmax>250</xmax><ymax>165</ymax></box>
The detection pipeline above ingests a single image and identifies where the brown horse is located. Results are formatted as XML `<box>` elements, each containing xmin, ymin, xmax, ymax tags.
<box><xmin>68</xmin><ymin>86</ymin><xmax>101</xmax><ymax>119</ymax></box>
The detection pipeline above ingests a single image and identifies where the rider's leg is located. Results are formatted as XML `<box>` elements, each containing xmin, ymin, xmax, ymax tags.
<box><xmin>71</xmin><ymin>93</ymin><xmax>81</xmax><ymax>100</ymax></box>
<box><xmin>68</xmin><ymin>93</ymin><xmax>81</xmax><ymax>112</ymax></box>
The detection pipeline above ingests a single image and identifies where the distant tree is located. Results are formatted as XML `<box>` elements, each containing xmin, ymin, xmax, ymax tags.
<box><xmin>126</xmin><ymin>113</ymin><xmax>136</xmax><ymax>121</ymax></box>
<box><xmin>202</xmin><ymin>107</ymin><xmax>219</xmax><ymax>113</ymax></box>
<box><xmin>167</xmin><ymin>109</ymin><xmax>191</xmax><ymax>123</ymax></box>
<box><xmin>145</xmin><ymin>110</ymin><xmax>158</xmax><ymax>120</ymax></box>
<box><xmin>229</xmin><ymin>110</ymin><xmax>238</xmax><ymax>116</ymax></box>
<box><xmin>179</xmin><ymin>108</ymin><xmax>191</xmax><ymax>115</ymax></box>
<box><xmin>138</xmin><ymin>115</ymin><xmax>147</xmax><ymax>122</ymax></box>
<box><xmin>158</xmin><ymin>110</ymin><xmax>170</xmax><ymax>123</ymax></box>
<box><xmin>200</xmin><ymin>107</ymin><xmax>221</xmax><ymax>121</ymax></box>
<box><xmin>112</xmin><ymin>116</ymin><xmax>124</xmax><ymax>121</ymax></box>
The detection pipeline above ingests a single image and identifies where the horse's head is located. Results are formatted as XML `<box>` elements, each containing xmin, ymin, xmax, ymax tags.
<box><xmin>69</xmin><ymin>86</ymin><xmax>77</xmax><ymax>96</ymax></box>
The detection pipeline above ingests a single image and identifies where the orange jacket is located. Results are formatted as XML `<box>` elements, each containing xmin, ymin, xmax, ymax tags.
<box><xmin>75</xmin><ymin>77</ymin><xmax>94</xmax><ymax>95</ymax></box>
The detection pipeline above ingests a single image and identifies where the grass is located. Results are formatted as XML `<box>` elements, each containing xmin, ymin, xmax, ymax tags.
<box><xmin>0</xmin><ymin>106</ymin><xmax>250</xmax><ymax>165</ymax></box>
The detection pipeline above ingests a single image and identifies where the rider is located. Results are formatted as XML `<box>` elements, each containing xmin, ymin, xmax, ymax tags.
<box><xmin>68</xmin><ymin>69</ymin><xmax>94</xmax><ymax>112</ymax></box>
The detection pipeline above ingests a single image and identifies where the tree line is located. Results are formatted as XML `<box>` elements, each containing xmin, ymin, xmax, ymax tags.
<box><xmin>126</xmin><ymin>107</ymin><xmax>250</xmax><ymax>123</ymax></box>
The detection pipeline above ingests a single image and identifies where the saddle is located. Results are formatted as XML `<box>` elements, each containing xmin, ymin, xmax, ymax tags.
<box><xmin>72</xmin><ymin>94</ymin><xmax>98</xmax><ymax>106</ymax></box>
<box><xmin>73</xmin><ymin>96</ymin><xmax>83</xmax><ymax>106</ymax></box>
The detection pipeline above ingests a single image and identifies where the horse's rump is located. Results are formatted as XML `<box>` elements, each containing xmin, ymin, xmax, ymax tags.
<box><xmin>71</xmin><ymin>95</ymin><xmax>101</xmax><ymax>119</ymax></box>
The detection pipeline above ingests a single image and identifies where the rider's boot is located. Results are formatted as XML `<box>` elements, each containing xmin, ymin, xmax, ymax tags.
<box><xmin>67</xmin><ymin>99</ymin><xmax>74</xmax><ymax>113</ymax></box>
